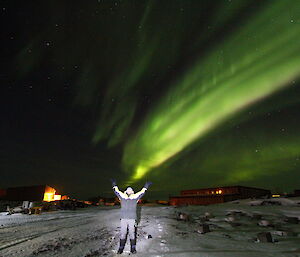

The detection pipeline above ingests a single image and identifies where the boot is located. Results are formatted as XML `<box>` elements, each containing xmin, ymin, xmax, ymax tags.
<box><xmin>117</xmin><ymin>239</ymin><xmax>126</xmax><ymax>254</ymax></box>
<box><xmin>130</xmin><ymin>239</ymin><xmax>137</xmax><ymax>254</ymax></box>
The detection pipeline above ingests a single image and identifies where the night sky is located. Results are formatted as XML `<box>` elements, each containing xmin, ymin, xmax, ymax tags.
<box><xmin>1</xmin><ymin>0</ymin><xmax>300</xmax><ymax>200</ymax></box>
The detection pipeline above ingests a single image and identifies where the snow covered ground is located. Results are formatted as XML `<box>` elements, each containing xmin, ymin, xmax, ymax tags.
<box><xmin>0</xmin><ymin>198</ymin><xmax>300</xmax><ymax>257</ymax></box>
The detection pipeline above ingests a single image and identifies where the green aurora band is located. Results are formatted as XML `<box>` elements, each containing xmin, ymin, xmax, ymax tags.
<box><xmin>146</xmin><ymin>115</ymin><xmax>300</xmax><ymax>191</ymax></box>
<box><xmin>123</xmin><ymin>1</ymin><xmax>300</xmax><ymax>181</ymax></box>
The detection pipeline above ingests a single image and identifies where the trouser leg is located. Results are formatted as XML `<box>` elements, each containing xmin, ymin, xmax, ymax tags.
<box><xmin>130</xmin><ymin>239</ymin><xmax>137</xmax><ymax>253</ymax></box>
<box><xmin>120</xmin><ymin>219</ymin><xmax>128</xmax><ymax>240</ymax></box>
<box><xmin>127</xmin><ymin>219</ymin><xmax>136</xmax><ymax>240</ymax></box>
<box><xmin>117</xmin><ymin>239</ymin><xmax>126</xmax><ymax>254</ymax></box>
<box><xmin>128</xmin><ymin>219</ymin><xmax>137</xmax><ymax>253</ymax></box>
<box><xmin>118</xmin><ymin>219</ymin><xmax>128</xmax><ymax>254</ymax></box>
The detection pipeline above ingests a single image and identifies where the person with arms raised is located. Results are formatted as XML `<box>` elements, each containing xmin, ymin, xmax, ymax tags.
<box><xmin>111</xmin><ymin>179</ymin><xmax>152</xmax><ymax>254</ymax></box>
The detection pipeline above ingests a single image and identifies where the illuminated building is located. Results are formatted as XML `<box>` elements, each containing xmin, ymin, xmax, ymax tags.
<box><xmin>169</xmin><ymin>186</ymin><xmax>271</xmax><ymax>206</ymax></box>
<box><xmin>3</xmin><ymin>185</ymin><xmax>64</xmax><ymax>202</ymax></box>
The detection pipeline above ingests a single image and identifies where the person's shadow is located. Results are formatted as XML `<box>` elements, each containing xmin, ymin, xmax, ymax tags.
<box><xmin>135</xmin><ymin>205</ymin><xmax>142</xmax><ymax>238</ymax></box>
<box><xmin>136</xmin><ymin>205</ymin><xmax>142</xmax><ymax>224</ymax></box>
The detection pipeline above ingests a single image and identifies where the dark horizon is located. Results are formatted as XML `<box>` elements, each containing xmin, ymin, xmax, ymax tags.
<box><xmin>0</xmin><ymin>183</ymin><xmax>298</xmax><ymax>202</ymax></box>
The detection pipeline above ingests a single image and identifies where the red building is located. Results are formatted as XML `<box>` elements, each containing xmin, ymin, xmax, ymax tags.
<box><xmin>169</xmin><ymin>185</ymin><xmax>270</xmax><ymax>206</ymax></box>
<box><xmin>294</xmin><ymin>190</ymin><xmax>300</xmax><ymax>196</ymax></box>
<box><xmin>0</xmin><ymin>188</ymin><xmax>6</xmax><ymax>199</ymax></box>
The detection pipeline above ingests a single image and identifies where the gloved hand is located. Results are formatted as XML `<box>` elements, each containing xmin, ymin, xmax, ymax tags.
<box><xmin>110</xmin><ymin>178</ymin><xmax>117</xmax><ymax>187</ymax></box>
<box><xmin>144</xmin><ymin>181</ymin><xmax>152</xmax><ymax>189</ymax></box>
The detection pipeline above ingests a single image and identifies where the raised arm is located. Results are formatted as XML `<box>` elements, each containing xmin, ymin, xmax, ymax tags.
<box><xmin>111</xmin><ymin>179</ymin><xmax>127</xmax><ymax>200</ymax></box>
<box><xmin>131</xmin><ymin>188</ymin><xmax>147</xmax><ymax>200</ymax></box>
<box><xmin>131</xmin><ymin>181</ymin><xmax>152</xmax><ymax>200</ymax></box>
<box><xmin>113</xmin><ymin>186</ymin><xmax>128</xmax><ymax>200</ymax></box>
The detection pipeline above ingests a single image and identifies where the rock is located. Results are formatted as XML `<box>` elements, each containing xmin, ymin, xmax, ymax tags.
<box><xmin>204</xmin><ymin>212</ymin><xmax>214</xmax><ymax>219</ymax></box>
<box><xmin>258</xmin><ymin>219</ymin><xmax>273</xmax><ymax>227</ymax></box>
<box><xmin>197</xmin><ymin>224</ymin><xmax>210</xmax><ymax>234</ymax></box>
<box><xmin>257</xmin><ymin>232</ymin><xmax>273</xmax><ymax>243</ymax></box>
<box><xmin>225</xmin><ymin>216</ymin><xmax>235</xmax><ymax>222</ymax></box>
<box><xmin>273</xmin><ymin>229</ymin><xmax>297</xmax><ymax>237</ymax></box>
<box><xmin>198</xmin><ymin>216</ymin><xmax>209</xmax><ymax>222</ymax></box>
<box><xmin>177</xmin><ymin>212</ymin><xmax>189</xmax><ymax>221</ymax></box>
<box><xmin>284</xmin><ymin>217</ymin><xmax>299</xmax><ymax>224</ymax></box>
<box><xmin>273</xmin><ymin>231</ymin><xmax>288</xmax><ymax>236</ymax></box>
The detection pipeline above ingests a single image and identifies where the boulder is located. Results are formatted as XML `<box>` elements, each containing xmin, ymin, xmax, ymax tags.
<box><xmin>197</xmin><ymin>224</ymin><xmax>210</xmax><ymax>234</ymax></box>
<box><xmin>204</xmin><ymin>212</ymin><xmax>214</xmax><ymax>219</ymax></box>
<box><xmin>257</xmin><ymin>232</ymin><xmax>273</xmax><ymax>243</ymax></box>
<box><xmin>198</xmin><ymin>216</ymin><xmax>209</xmax><ymax>222</ymax></box>
<box><xmin>177</xmin><ymin>212</ymin><xmax>189</xmax><ymax>221</ymax></box>
<box><xmin>284</xmin><ymin>217</ymin><xmax>299</xmax><ymax>224</ymax></box>
<box><xmin>225</xmin><ymin>216</ymin><xmax>235</xmax><ymax>222</ymax></box>
<box><xmin>258</xmin><ymin>219</ymin><xmax>273</xmax><ymax>227</ymax></box>
<box><xmin>273</xmin><ymin>231</ymin><xmax>288</xmax><ymax>236</ymax></box>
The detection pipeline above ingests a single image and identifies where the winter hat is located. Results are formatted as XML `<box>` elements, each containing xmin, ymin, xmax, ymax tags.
<box><xmin>125</xmin><ymin>187</ymin><xmax>134</xmax><ymax>195</ymax></box>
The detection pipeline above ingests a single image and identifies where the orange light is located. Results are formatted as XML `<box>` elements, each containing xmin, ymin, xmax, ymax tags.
<box><xmin>43</xmin><ymin>192</ymin><xmax>54</xmax><ymax>202</ymax></box>
<box><xmin>54</xmin><ymin>195</ymin><xmax>61</xmax><ymax>201</ymax></box>
<box><xmin>43</xmin><ymin>187</ymin><xmax>57</xmax><ymax>202</ymax></box>
<box><xmin>272</xmin><ymin>194</ymin><xmax>280</xmax><ymax>198</ymax></box>
<box><xmin>219</xmin><ymin>190</ymin><xmax>222</xmax><ymax>194</ymax></box>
